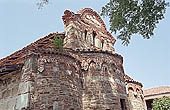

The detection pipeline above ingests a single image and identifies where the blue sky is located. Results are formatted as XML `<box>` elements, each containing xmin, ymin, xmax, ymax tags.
<box><xmin>0</xmin><ymin>0</ymin><xmax>170</xmax><ymax>89</ymax></box>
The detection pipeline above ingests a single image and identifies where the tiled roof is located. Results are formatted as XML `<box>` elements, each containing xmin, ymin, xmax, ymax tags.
<box><xmin>124</xmin><ymin>74</ymin><xmax>143</xmax><ymax>87</ymax></box>
<box><xmin>0</xmin><ymin>32</ymin><xmax>65</xmax><ymax>76</ymax></box>
<box><xmin>144</xmin><ymin>86</ymin><xmax>170</xmax><ymax>97</ymax></box>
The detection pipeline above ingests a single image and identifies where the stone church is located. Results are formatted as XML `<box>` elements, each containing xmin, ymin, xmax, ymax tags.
<box><xmin>0</xmin><ymin>8</ymin><xmax>146</xmax><ymax>110</ymax></box>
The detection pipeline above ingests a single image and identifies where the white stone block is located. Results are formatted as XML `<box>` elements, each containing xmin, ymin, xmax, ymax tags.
<box><xmin>18</xmin><ymin>81</ymin><xmax>33</xmax><ymax>94</ymax></box>
<box><xmin>16</xmin><ymin>93</ymin><xmax>29</xmax><ymax>110</ymax></box>
<box><xmin>7</xmin><ymin>98</ymin><xmax>17</xmax><ymax>110</ymax></box>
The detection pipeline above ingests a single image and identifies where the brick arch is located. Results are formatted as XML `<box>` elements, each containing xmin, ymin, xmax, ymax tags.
<box><xmin>77</xmin><ymin>8</ymin><xmax>115</xmax><ymax>43</ymax></box>
<box><xmin>128</xmin><ymin>86</ymin><xmax>134</xmax><ymax>92</ymax></box>
<box><xmin>89</xmin><ymin>60</ymin><xmax>96</xmax><ymax>65</ymax></box>
<box><xmin>110</xmin><ymin>63</ymin><xmax>117</xmax><ymax>72</ymax></box>
<box><xmin>88</xmin><ymin>60</ymin><xmax>96</xmax><ymax>69</ymax></box>
<box><xmin>100</xmin><ymin>62</ymin><xmax>109</xmax><ymax>73</ymax></box>
<box><xmin>136</xmin><ymin>87</ymin><xmax>144</xmax><ymax>97</ymax></box>
<box><xmin>77</xmin><ymin>8</ymin><xmax>107</xmax><ymax>30</ymax></box>
<box><xmin>136</xmin><ymin>88</ymin><xmax>140</xmax><ymax>92</ymax></box>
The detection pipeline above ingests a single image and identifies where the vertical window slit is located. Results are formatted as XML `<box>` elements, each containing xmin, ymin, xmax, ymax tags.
<box><xmin>120</xmin><ymin>99</ymin><xmax>126</xmax><ymax>110</ymax></box>
<box><xmin>101</xmin><ymin>40</ymin><xmax>104</xmax><ymax>49</ymax></box>
<box><xmin>85</xmin><ymin>30</ymin><xmax>87</xmax><ymax>41</ymax></box>
<box><xmin>92</xmin><ymin>31</ymin><xmax>96</xmax><ymax>45</ymax></box>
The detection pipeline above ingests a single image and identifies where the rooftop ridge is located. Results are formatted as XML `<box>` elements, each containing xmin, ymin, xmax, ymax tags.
<box><xmin>0</xmin><ymin>32</ymin><xmax>65</xmax><ymax>66</ymax></box>
<box><xmin>125</xmin><ymin>74</ymin><xmax>143</xmax><ymax>87</ymax></box>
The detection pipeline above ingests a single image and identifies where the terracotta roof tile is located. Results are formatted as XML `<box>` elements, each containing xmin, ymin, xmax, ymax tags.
<box><xmin>124</xmin><ymin>74</ymin><xmax>143</xmax><ymax>87</ymax></box>
<box><xmin>144</xmin><ymin>86</ymin><xmax>170</xmax><ymax>97</ymax></box>
<box><xmin>0</xmin><ymin>32</ymin><xmax>65</xmax><ymax>67</ymax></box>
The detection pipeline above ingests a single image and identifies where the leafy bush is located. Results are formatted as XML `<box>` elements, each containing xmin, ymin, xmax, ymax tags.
<box><xmin>152</xmin><ymin>96</ymin><xmax>170</xmax><ymax>110</ymax></box>
<box><xmin>50</xmin><ymin>33</ymin><xmax>64</xmax><ymax>49</ymax></box>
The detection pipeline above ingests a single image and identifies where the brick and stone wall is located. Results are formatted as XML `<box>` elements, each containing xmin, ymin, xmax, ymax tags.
<box><xmin>31</xmin><ymin>52</ymin><xmax>83</xmax><ymax>110</ymax></box>
<box><xmin>0</xmin><ymin>72</ymin><xmax>21</xmax><ymax>110</ymax></box>
<box><xmin>75</xmin><ymin>51</ymin><xmax>129</xmax><ymax>110</ymax></box>
<box><xmin>125</xmin><ymin>75</ymin><xmax>146</xmax><ymax>110</ymax></box>
<box><xmin>0</xmin><ymin>8</ymin><xmax>133</xmax><ymax>110</ymax></box>
<box><xmin>30</xmin><ymin>48</ymin><xmax>130</xmax><ymax>110</ymax></box>
<box><xmin>0</xmin><ymin>49</ymin><xmax>131</xmax><ymax>110</ymax></box>
<box><xmin>62</xmin><ymin>8</ymin><xmax>115</xmax><ymax>53</ymax></box>
<box><xmin>61</xmin><ymin>8</ymin><xmax>130</xmax><ymax>109</ymax></box>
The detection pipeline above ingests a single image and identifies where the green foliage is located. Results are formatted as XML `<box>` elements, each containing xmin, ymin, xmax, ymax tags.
<box><xmin>50</xmin><ymin>33</ymin><xmax>64</xmax><ymax>49</ymax></box>
<box><xmin>152</xmin><ymin>96</ymin><xmax>170</xmax><ymax>110</ymax></box>
<box><xmin>101</xmin><ymin>0</ymin><xmax>169</xmax><ymax>45</ymax></box>
<box><xmin>37</xmin><ymin>0</ymin><xmax>169</xmax><ymax>45</ymax></box>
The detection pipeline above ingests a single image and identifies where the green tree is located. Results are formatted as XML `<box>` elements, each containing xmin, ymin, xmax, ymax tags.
<box><xmin>101</xmin><ymin>0</ymin><xmax>169</xmax><ymax>45</ymax></box>
<box><xmin>152</xmin><ymin>96</ymin><xmax>170</xmax><ymax>110</ymax></box>
<box><xmin>37</xmin><ymin>0</ymin><xmax>169</xmax><ymax>45</ymax></box>
<box><xmin>50</xmin><ymin>33</ymin><xmax>64</xmax><ymax>49</ymax></box>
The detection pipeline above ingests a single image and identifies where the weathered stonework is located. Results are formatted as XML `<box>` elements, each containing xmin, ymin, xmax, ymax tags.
<box><xmin>0</xmin><ymin>8</ymin><xmax>146</xmax><ymax>110</ymax></box>
<box><xmin>62</xmin><ymin>8</ymin><xmax>115</xmax><ymax>53</ymax></box>
<box><xmin>0</xmin><ymin>72</ymin><xmax>21</xmax><ymax>110</ymax></box>
<box><xmin>79</xmin><ymin>53</ymin><xmax>127</xmax><ymax>110</ymax></box>
<box><xmin>32</xmin><ymin>52</ymin><xmax>83</xmax><ymax>110</ymax></box>
<box><xmin>125</xmin><ymin>75</ymin><xmax>146</xmax><ymax>110</ymax></box>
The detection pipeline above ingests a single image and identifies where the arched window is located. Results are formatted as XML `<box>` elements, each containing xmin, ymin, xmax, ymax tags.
<box><xmin>136</xmin><ymin>88</ymin><xmax>140</xmax><ymax>95</ymax></box>
<box><xmin>89</xmin><ymin>60</ymin><xmax>96</xmax><ymax>71</ymax></box>
<box><xmin>89</xmin><ymin>60</ymin><xmax>96</xmax><ymax>65</ymax></box>
<box><xmin>128</xmin><ymin>87</ymin><xmax>134</xmax><ymax>92</ymax></box>
<box><xmin>101</xmin><ymin>63</ymin><xmax>108</xmax><ymax>73</ymax></box>
<box><xmin>92</xmin><ymin>31</ymin><xmax>96</xmax><ymax>45</ymax></box>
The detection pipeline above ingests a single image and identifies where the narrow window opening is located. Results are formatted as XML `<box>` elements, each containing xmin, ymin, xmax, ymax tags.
<box><xmin>101</xmin><ymin>40</ymin><xmax>104</xmax><ymax>49</ymax></box>
<box><xmin>92</xmin><ymin>31</ymin><xmax>96</xmax><ymax>45</ymax></box>
<box><xmin>136</xmin><ymin>88</ymin><xmax>140</xmax><ymax>98</ymax></box>
<box><xmin>120</xmin><ymin>99</ymin><xmax>126</xmax><ymax>110</ymax></box>
<box><xmin>136</xmin><ymin>88</ymin><xmax>140</xmax><ymax>93</ymax></box>
<box><xmin>102</xmin><ymin>63</ymin><xmax>108</xmax><ymax>73</ymax></box>
<box><xmin>104</xmin><ymin>67</ymin><xmax>108</xmax><ymax>72</ymax></box>
<box><xmin>84</xmin><ymin>30</ymin><xmax>87</xmax><ymax>40</ymax></box>
<box><xmin>80</xmin><ymin>79</ymin><xmax>83</xmax><ymax>88</ymax></box>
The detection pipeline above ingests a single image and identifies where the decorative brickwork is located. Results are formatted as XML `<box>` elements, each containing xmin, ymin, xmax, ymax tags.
<box><xmin>125</xmin><ymin>75</ymin><xmax>146</xmax><ymax>110</ymax></box>
<box><xmin>0</xmin><ymin>8</ymin><xmax>148</xmax><ymax>110</ymax></box>
<box><xmin>62</xmin><ymin>8</ymin><xmax>115</xmax><ymax>53</ymax></box>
